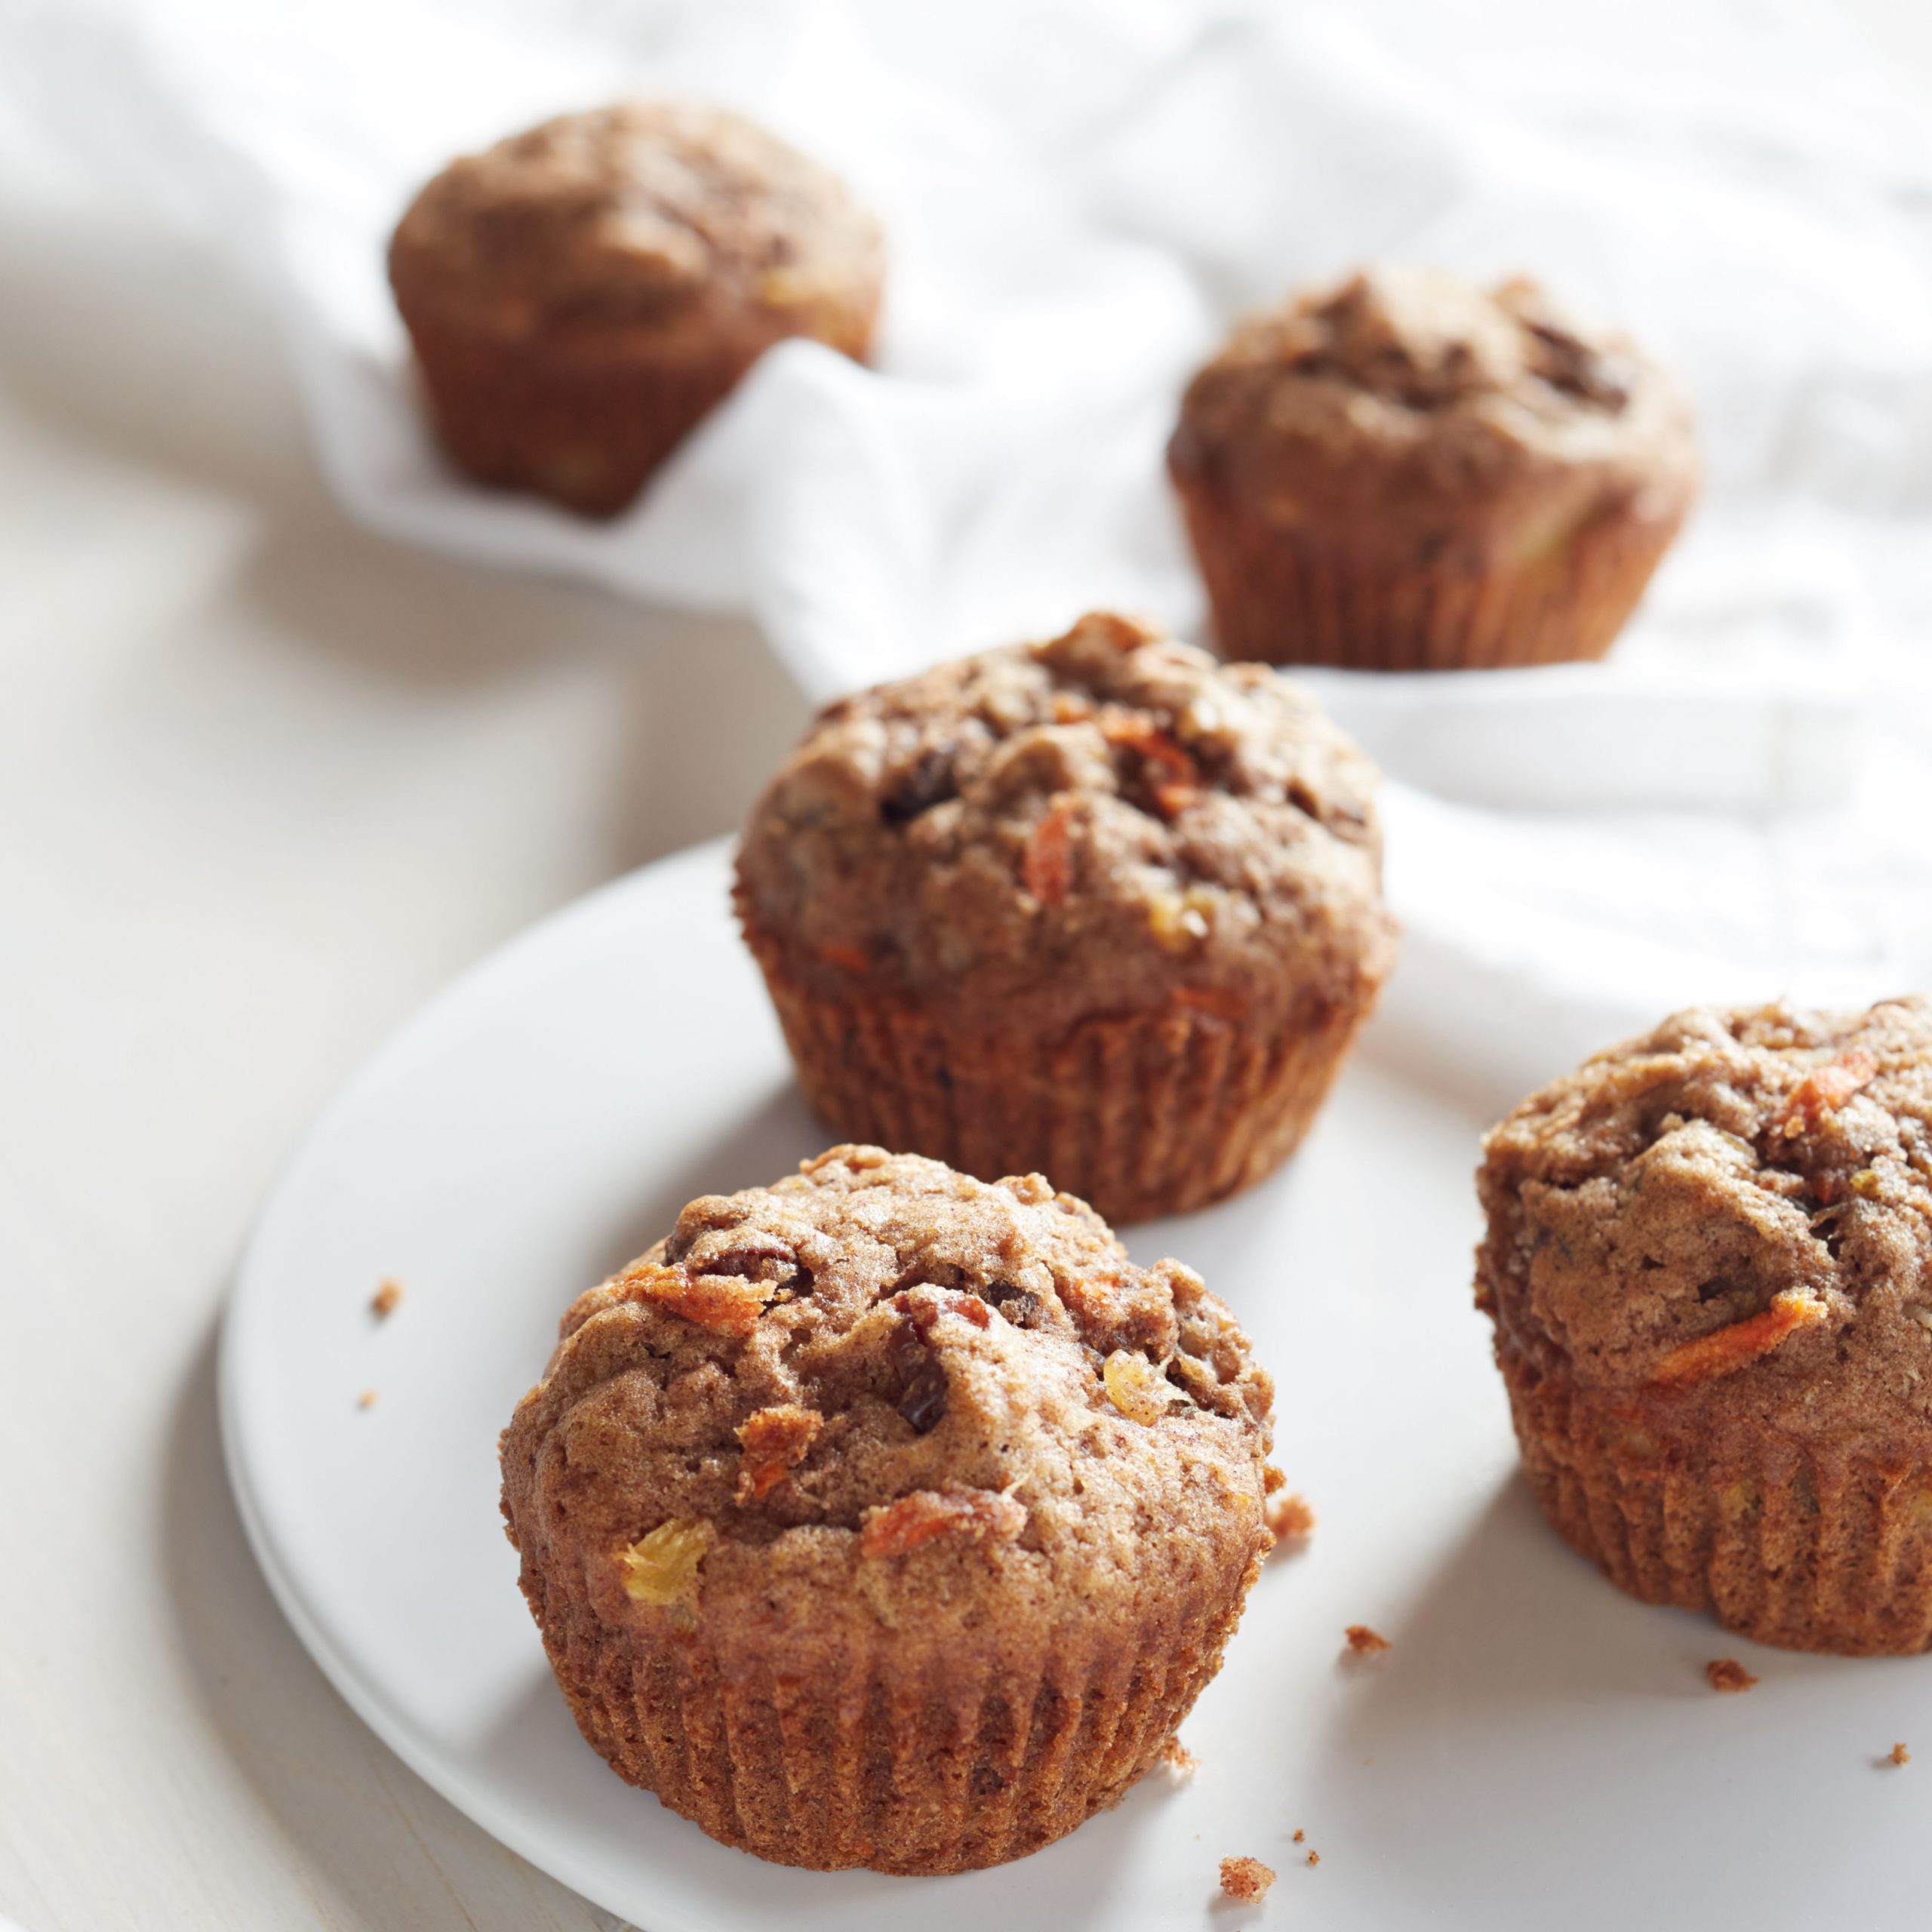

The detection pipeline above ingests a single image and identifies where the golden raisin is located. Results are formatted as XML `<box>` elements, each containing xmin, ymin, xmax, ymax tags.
<box><xmin>618</xmin><ymin>1519</ymin><xmax>716</xmax><ymax>1607</ymax></box>
<box><xmin>1103</xmin><ymin>1349</ymin><xmax>1177</xmax><ymax>1426</ymax></box>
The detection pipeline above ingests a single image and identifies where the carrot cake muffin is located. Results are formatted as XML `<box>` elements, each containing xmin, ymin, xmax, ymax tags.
<box><xmin>734</xmin><ymin>611</ymin><xmax>1398</xmax><ymax>1224</ymax></box>
<box><xmin>500</xmin><ymin>1146</ymin><xmax>1277</xmax><ymax>1872</ymax></box>
<box><xmin>1477</xmin><ymin>997</ymin><xmax>1932</xmax><ymax>1654</ymax></box>
<box><xmin>1169</xmin><ymin>266</ymin><xmax>1698</xmax><ymax>670</ymax></box>
<box><xmin>389</xmin><ymin>102</ymin><xmax>883</xmax><ymax>515</ymax></box>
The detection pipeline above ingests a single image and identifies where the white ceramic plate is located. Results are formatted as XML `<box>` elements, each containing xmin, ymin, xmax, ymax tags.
<box><xmin>224</xmin><ymin>838</ymin><xmax>1932</xmax><ymax>1932</ymax></box>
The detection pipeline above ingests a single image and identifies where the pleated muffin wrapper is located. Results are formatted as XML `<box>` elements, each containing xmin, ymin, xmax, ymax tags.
<box><xmin>743</xmin><ymin>928</ymin><xmax>1374</xmax><ymax>1225</ymax></box>
<box><xmin>1497</xmin><ymin>1329</ymin><xmax>1932</xmax><ymax>1657</ymax></box>
<box><xmin>395</xmin><ymin>302</ymin><xmax>876</xmax><ymax>518</ymax></box>
<box><xmin>1172</xmin><ymin>478</ymin><xmax>1690</xmax><ymax>672</ymax></box>
<box><xmin>521</xmin><ymin>1526</ymin><xmax>1264</xmax><ymax>1875</ymax></box>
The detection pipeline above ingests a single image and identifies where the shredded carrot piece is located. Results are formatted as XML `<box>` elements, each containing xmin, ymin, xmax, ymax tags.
<box><xmin>1777</xmin><ymin>1050</ymin><xmax>1878</xmax><ymax>1137</ymax></box>
<box><xmin>1021</xmin><ymin>797</ymin><xmax>1078</xmax><ymax>904</ymax></box>
<box><xmin>817</xmin><ymin>941</ymin><xmax>871</xmax><ymax>974</ymax></box>
<box><xmin>859</xmin><ymin>1487</ymin><xmax>1026</xmax><ymax>1559</ymax></box>
<box><xmin>1171</xmin><ymin>984</ymin><xmax>1245</xmax><ymax>1022</ymax></box>
<box><xmin>617</xmin><ymin>1261</ymin><xmax>771</xmax><ymax>1338</ymax></box>
<box><xmin>735</xmin><ymin>1404</ymin><xmax>823</xmax><ymax>1503</ymax></box>
<box><xmin>1650</xmin><ymin>1291</ymin><xmax>1826</xmax><ymax>1386</ymax></box>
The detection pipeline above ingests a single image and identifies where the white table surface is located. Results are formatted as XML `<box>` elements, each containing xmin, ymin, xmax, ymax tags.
<box><xmin>2</xmin><ymin>10</ymin><xmax>1927</xmax><ymax>1926</ymax></box>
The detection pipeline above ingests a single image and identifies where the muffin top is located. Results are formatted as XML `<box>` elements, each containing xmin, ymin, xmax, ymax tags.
<box><xmin>500</xmin><ymin>1147</ymin><xmax>1274</xmax><ymax>1672</ymax></box>
<box><xmin>389</xmin><ymin>101</ymin><xmax>882</xmax><ymax>349</ymax></box>
<box><xmin>1478</xmin><ymin>998</ymin><xmax>1932</xmax><ymax>1450</ymax></box>
<box><xmin>1170</xmin><ymin>267</ymin><xmax>1697</xmax><ymax>535</ymax></box>
<box><xmin>734</xmin><ymin>612</ymin><xmax>1397</xmax><ymax>1038</ymax></box>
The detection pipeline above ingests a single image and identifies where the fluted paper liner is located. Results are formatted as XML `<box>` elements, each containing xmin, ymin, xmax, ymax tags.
<box><xmin>743</xmin><ymin>927</ymin><xmax>1371</xmax><ymax>1224</ymax></box>
<box><xmin>1498</xmin><ymin>1331</ymin><xmax>1932</xmax><ymax>1656</ymax></box>
<box><xmin>1175</xmin><ymin>480</ymin><xmax>1689</xmax><ymax>672</ymax></box>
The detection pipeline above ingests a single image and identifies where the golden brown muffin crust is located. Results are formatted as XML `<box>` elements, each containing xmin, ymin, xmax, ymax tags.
<box><xmin>1479</xmin><ymin>998</ymin><xmax>1932</xmax><ymax>1454</ymax></box>
<box><xmin>389</xmin><ymin>101</ymin><xmax>883</xmax><ymax>353</ymax></box>
<box><xmin>1171</xmin><ymin>266</ymin><xmax>1697</xmax><ymax>537</ymax></box>
<box><xmin>734</xmin><ymin>611</ymin><xmax>1396</xmax><ymax>1038</ymax></box>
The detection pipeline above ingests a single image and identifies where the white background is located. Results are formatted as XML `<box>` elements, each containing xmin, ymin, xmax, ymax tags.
<box><xmin>3</xmin><ymin>4</ymin><xmax>1931</xmax><ymax>1929</ymax></box>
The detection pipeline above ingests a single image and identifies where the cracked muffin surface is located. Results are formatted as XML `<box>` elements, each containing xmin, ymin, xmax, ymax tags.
<box><xmin>500</xmin><ymin>1146</ymin><xmax>1276</xmax><ymax>1870</ymax></box>
<box><xmin>1478</xmin><ymin>997</ymin><xmax>1932</xmax><ymax>1653</ymax></box>
<box><xmin>736</xmin><ymin>610</ymin><xmax>1395</xmax><ymax>1041</ymax></box>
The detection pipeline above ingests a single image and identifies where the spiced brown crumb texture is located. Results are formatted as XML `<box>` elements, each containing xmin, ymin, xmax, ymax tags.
<box><xmin>371</xmin><ymin>1278</ymin><xmax>403</xmax><ymax>1318</ymax></box>
<box><xmin>1344</xmin><ymin>1624</ymin><xmax>1391</xmax><ymax>1657</ymax></box>
<box><xmin>1705</xmin><ymin>1658</ymin><xmax>1758</xmax><ymax>1694</ymax></box>
<box><xmin>736</xmin><ymin>610</ymin><xmax>1396</xmax><ymax>1046</ymax></box>
<box><xmin>1890</xmin><ymin>1742</ymin><xmax>1911</xmax><ymax>1767</ymax></box>
<box><xmin>1220</xmin><ymin>1855</ymin><xmax>1276</xmax><ymax>1902</ymax></box>
<box><xmin>500</xmin><ymin>1146</ymin><xmax>1278</xmax><ymax>1873</ymax></box>
<box><xmin>1160</xmin><ymin>1736</ymin><xmax>1199</xmax><ymax>1779</ymax></box>
<box><xmin>1266</xmin><ymin>1490</ymin><xmax>1316</xmax><ymax>1548</ymax></box>
<box><xmin>1478</xmin><ymin>998</ymin><xmax>1932</xmax><ymax>1654</ymax></box>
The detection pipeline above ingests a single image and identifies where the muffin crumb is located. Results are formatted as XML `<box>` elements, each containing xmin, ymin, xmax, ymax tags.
<box><xmin>355</xmin><ymin>1387</ymin><xmax>378</xmax><ymax>1411</ymax></box>
<box><xmin>1890</xmin><ymin>1741</ymin><xmax>1911</xmax><ymax>1767</ymax></box>
<box><xmin>1292</xmin><ymin>1828</ymin><xmax>1305</xmax><ymax>1842</ymax></box>
<box><xmin>1219</xmin><ymin>1855</ymin><xmax>1275</xmax><ymax>1901</ymax></box>
<box><xmin>1306</xmin><ymin>1849</ymin><xmax>1321</xmax><ymax>1867</ymax></box>
<box><xmin>1705</xmin><ymin>1658</ymin><xmax>1758</xmax><ymax>1694</ymax></box>
<box><xmin>371</xmin><ymin>1278</ymin><xmax>403</xmax><ymax>1318</ymax></box>
<box><xmin>1343</xmin><ymin>1624</ymin><xmax>1390</xmax><ymax>1657</ymax></box>
<box><xmin>1266</xmin><ymin>1491</ymin><xmax>1316</xmax><ymax>1549</ymax></box>
<box><xmin>1159</xmin><ymin>1736</ymin><xmax>1198</xmax><ymax>1780</ymax></box>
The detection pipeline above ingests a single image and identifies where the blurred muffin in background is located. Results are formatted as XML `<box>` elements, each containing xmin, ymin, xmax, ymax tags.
<box><xmin>1477</xmin><ymin>996</ymin><xmax>1932</xmax><ymax>1654</ymax></box>
<box><xmin>734</xmin><ymin>611</ymin><xmax>1398</xmax><ymax>1225</ymax></box>
<box><xmin>1168</xmin><ymin>267</ymin><xmax>1697</xmax><ymax>671</ymax></box>
<box><xmin>389</xmin><ymin>102</ymin><xmax>884</xmax><ymax>516</ymax></box>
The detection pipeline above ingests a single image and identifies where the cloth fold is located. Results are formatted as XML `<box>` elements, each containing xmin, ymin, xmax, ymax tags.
<box><xmin>8</xmin><ymin>0</ymin><xmax>1932</xmax><ymax>1089</ymax></box>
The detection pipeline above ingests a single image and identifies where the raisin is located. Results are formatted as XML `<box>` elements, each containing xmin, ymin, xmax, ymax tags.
<box><xmin>880</xmin><ymin>746</ymin><xmax>955</xmax><ymax>825</ymax></box>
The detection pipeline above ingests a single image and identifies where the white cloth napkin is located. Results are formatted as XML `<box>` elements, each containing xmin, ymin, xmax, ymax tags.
<box><xmin>9</xmin><ymin>0</ymin><xmax>1932</xmax><ymax>1095</ymax></box>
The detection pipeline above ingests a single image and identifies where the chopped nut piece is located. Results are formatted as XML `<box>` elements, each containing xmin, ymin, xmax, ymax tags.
<box><xmin>355</xmin><ymin>1387</ymin><xmax>378</xmax><ymax>1411</ymax></box>
<box><xmin>1159</xmin><ymin>1735</ymin><xmax>1198</xmax><ymax>1780</ymax></box>
<box><xmin>1776</xmin><ymin>1049</ymin><xmax>1878</xmax><ymax>1137</ymax></box>
<box><xmin>1266</xmin><ymin>1491</ymin><xmax>1316</xmax><ymax>1549</ymax></box>
<box><xmin>1890</xmin><ymin>1741</ymin><xmax>1911</xmax><ymax>1767</ymax></box>
<box><xmin>371</xmin><ymin>1278</ymin><xmax>403</xmax><ymax>1318</ymax></box>
<box><xmin>734</xmin><ymin>1404</ymin><xmax>823</xmax><ymax>1503</ymax></box>
<box><xmin>1147</xmin><ymin>892</ymin><xmax>1210</xmax><ymax>952</ymax></box>
<box><xmin>1103</xmin><ymin>1349</ymin><xmax>1179</xmax><ymax>1425</ymax></box>
<box><xmin>619</xmin><ymin>1519</ymin><xmax>716</xmax><ymax>1607</ymax></box>
<box><xmin>1219</xmin><ymin>1856</ymin><xmax>1275</xmax><ymax>1902</ymax></box>
<box><xmin>859</xmin><ymin>1487</ymin><xmax>1026</xmax><ymax>1559</ymax></box>
<box><xmin>1343</xmin><ymin>1624</ymin><xmax>1391</xmax><ymax>1657</ymax></box>
<box><xmin>617</xmin><ymin>1260</ymin><xmax>771</xmax><ymax>1337</ymax></box>
<box><xmin>1020</xmin><ymin>795</ymin><xmax>1078</xmax><ymax>905</ymax></box>
<box><xmin>1705</xmin><ymin>1658</ymin><xmax>1758</xmax><ymax>1693</ymax></box>
<box><xmin>1651</xmin><ymin>1291</ymin><xmax>1826</xmax><ymax>1386</ymax></box>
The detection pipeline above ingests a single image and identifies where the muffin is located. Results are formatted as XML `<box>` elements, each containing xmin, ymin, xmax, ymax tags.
<box><xmin>500</xmin><ymin>1146</ymin><xmax>1277</xmax><ymax>1872</ymax></box>
<box><xmin>1168</xmin><ymin>266</ymin><xmax>1699</xmax><ymax>671</ymax></box>
<box><xmin>734</xmin><ymin>611</ymin><xmax>1398</xmax><ymax>1225</ymax></box>
<box><xmin>1477</xmin><ymin>997</ymin><xmax>1932</xmax><ymax>1654</ymax></box>
<box><xmin>389</xmin><ymin>102</ymin><xmax>884</xmax><ymax>515</ymax></box>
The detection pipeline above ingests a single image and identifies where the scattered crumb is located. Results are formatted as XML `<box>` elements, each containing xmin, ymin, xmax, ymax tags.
<box><xmin>356</xmin><ymin>1388</ymin><xmax>378</xmax><ymax>1410</ymax></box>
<box><xmin>1263</xmin><ymin>1463</ymin><xmax>1287</xmax><ymax>1494</ymax></box>
<box><xmin>371</xmin><ymin>1277</ymin><xmax>404</xmax><ymax>1318</ymax></box>
<box><xmin>1306</xmin><ymin>1850</ymin><xmax>1320</xmax><ymax>1867</ymax></box>
<box><xmin>1219</xmin><ymin>1856</ymin><xmax>1275</xmax><ymax>1903</ymax></box>
<box><xmin>1705</xmin><ymin>1658</ymin><xmax>1758</xmax><ymax>1694</ymax></box>
<box><xmin>1890</xmin><ymin>1742</ymin><xmax>1911</xmax><ymax>1767</ymax></box>
<box><xmin>1344</xmin><ymin>1624</ymin><xmax>1391</xmax><ymax>1658</ymax></box>
<box><xmin>1292</xmin><ymin>1828</ymin><xmax>1305</xmax><ymax>1843</ymax></box>
<box><xmin>1266</xmin><ymin>1491</ymin><xmax>1316</xmax><ymax>1551</ymax></box>
<box><xmin>1160</xmin><ymin>1735</ymin><xmax>1198</xmax><ymax>1780</ymax></box>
